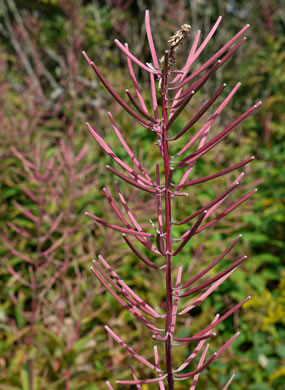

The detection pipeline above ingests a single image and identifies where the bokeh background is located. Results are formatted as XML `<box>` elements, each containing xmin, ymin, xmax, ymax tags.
<box><xmin>0</xmin><ymin>0</ymin><xmax>284</xmax><ymax>389</ymax></box>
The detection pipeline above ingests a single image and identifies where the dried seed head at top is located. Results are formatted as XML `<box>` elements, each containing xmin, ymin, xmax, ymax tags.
<box><xmin>160</xmin><ymin>24</ymin><xmax>191</xmax><ymax>70</ymax></box>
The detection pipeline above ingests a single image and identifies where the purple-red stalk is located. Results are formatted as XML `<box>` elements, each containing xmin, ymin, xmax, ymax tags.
<box><xmin>83</xmin><ymin>10</ymin><xmax>260</xmax><ymax>389</ymax></box>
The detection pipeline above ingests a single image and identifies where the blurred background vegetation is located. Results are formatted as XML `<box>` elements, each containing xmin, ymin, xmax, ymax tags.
<box><xmin>0</xmin><ymin>0</ymin><xmax>284</xmax><ymax>389</ymax></box>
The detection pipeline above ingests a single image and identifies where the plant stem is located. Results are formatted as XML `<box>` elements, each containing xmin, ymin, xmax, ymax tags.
<box><xmin>29</xmin><ymin>187</ymin><xmax>44</xmax><ymax>390</ymax></box>
<box><xmin>28</xmin><ymin>359</ymin><xmax>34</xmax><ymax>390</ymax></box>
<box><xmin>65</xmin><ymin>370</ymin><xmax>70</xmax><ymax>390</ymax></box>
<box><xmin>161</xmin><ymin>63</ymin><xmax>174</xmax><ymax>390</ymax></box>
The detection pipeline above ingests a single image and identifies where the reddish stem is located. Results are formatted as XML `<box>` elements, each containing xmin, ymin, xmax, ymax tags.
<box><xmin>65</xmin><ymin>371</ymin><xmax>70</xmax><ymax>390</ymax></box>
<box><xmin>161</xmin><ymin>54</ymin><xmax>174</xmax><ymax>390</ymax></box>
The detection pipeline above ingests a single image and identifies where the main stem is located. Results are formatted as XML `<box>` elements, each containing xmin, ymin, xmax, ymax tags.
<box><xmin>161</xmin><ymin>67</ymin><xmax>174</xmax><ymax>390</ymax></box>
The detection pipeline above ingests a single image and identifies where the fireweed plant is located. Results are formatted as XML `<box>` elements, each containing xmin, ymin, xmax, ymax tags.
<box><xmin>83</xmin><ymin>11</ymin><xmax>261</xmax><ymax>389</ymax></box>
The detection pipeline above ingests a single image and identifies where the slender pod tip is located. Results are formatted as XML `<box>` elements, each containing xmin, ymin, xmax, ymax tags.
<box><xmin>254</xmin><ymin>188</ymin><xmax>258</xmax><ymax>192</ymax></box>
<box><xmin>236</xmin><ymin>182</ymin><xmax>240</xmax><ymax>185</ymax></box>
<box><xmin>239</xmin><ymin>234</ymin><xmax>242</xmax><ymax>237</ymax></box>
<box><xmin>251</xmin><ymin>156</ymin><xmax>255</xmax><ymax>159</ymax></box>
<box><xmin>223</xmin><ymin>83</ymin><xmax>227</xmax><ymax>86</ymax></box>
<box><xmin>244</xmin><ymin>255</ymin><xmax>248</xmax><ymax>259</ymax></box>
<box><xmin>82</xmin><ymin>51</ymin><xmax>91</xmax><ymax>64</ymax></box>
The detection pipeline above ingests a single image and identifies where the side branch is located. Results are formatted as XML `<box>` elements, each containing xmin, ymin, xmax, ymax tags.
<box><xmin>86</xmin><ymin>212</ymin><xmax>155</xmax><ymax>237</ymax></box>
<box><xmin>176</xmin><ymin>156</ymin><xmax>254</xmax><ymax>187</ymax></box>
